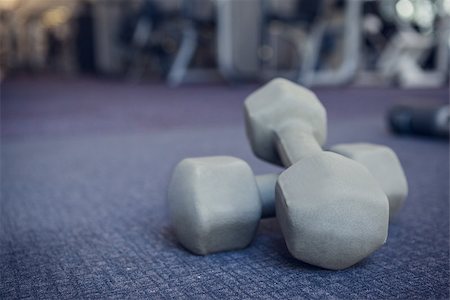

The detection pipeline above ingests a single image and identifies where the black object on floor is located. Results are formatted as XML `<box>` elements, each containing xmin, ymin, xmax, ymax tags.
<box><xmin>388</xmin><ymin>104</ymin><xmax>449</xmax><ymax>139</ymax></box>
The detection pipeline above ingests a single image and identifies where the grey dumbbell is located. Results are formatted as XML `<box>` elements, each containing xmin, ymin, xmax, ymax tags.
<box><xmin>244</xmin><ymin>78</ymin><xmax>408</xmax><ymax>217</ymax></box>
<box><xmin>244</xmin><ymin>78</ymin><xmax>389</xmax><ymax>269</ymax></box>
<box><xmin>168</xmin><ymin>156</ymin><xmax>278</xmax><ymax>255</ymax></box>
<box><xmin>168</xmin><ymin>155</ymin><xmax>389</xmax><ymax>270</ymax></box>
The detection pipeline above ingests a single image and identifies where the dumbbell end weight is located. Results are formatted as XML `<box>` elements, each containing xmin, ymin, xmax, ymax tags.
<box><xmin>168</xmin><ymin>157</ymin><xmax>278</xmax><ymax>255</ymax></box>
<box><xmin>168</xmin><ymin>156</ymin><xmax>262</xmax><ymax>255</ymax></box>
<box><xmin>276</xmin><ymin>152</ymin><xmax>389</xmax><ymax>270</ymax></box>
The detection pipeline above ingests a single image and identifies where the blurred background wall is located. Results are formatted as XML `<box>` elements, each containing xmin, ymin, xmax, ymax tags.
<box><xmin>0</xmin><ymin>0</ymin><xmax>449</xmax><ymax>88</ymax></box>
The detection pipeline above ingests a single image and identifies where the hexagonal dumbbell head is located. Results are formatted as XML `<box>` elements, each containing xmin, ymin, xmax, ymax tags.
<box><xmin>244</xmin><ymin>78</ymin><xmax>327</xmax><ymax>166</ymax></box>
<box><xmin>330</xmin><ymin>143</ymin><xmax>408</xmax><ymax>218</ymax></box>
<box><xmin>168</xmin><ymin>156</ymin><xmax>263</xmax><ymax>255</ymax></box>
<box><xmin>276</xmin><ymin>152</ymin><xmax>389</xmax><ymax>270</ymax></box>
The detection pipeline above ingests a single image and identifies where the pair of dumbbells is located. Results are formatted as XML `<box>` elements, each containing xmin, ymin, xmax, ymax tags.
<box><xmin>168</xmin><ymin>78</ymin><xmax>408</xmax><ymax>270</ymax></box>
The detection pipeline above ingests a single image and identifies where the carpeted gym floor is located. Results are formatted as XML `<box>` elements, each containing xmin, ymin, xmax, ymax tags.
<box><xmin>1</xmin><ymin>76</ymin><xmax>449</xmax><ymax>299</ymax></box>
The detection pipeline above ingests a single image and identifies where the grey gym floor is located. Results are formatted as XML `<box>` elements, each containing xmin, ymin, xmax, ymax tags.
<box><xmin>1</xmin><ymin>76</ymin><xmax>448</xmax><ymax>299</ymax></box>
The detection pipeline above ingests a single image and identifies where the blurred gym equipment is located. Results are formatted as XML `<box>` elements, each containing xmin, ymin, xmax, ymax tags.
<box><xmin>118</xmin><ymin>0</ymin><xmax>180</xmax><ymax>80</ymax></box>
<box><xmin>167</xmin><ymin>0</ymin><xmax>219</xmax><ymax>86</ymax></box>
<box><xmin>297</xmin><ymin>0</ymin><xmax>362</xmax><ymax>86</ymax></box>
<box><xmin>0</xmin><ymin>0</ymin><xmax>448</xmax><ymax>87</ymax></box>
<box><xmin>216</xmin><ymin>0</ymin><xmax>262</xmax><ymax>82</ymax></box>
<box><xmin>215</xmin><ymin>0</ymin><xmax>449</xmax><ymax>87</ymax></box>
<box><xmin>375</xmin><ymin>0</ymin><xmax>450</xmax><ymax>87</ymax></box>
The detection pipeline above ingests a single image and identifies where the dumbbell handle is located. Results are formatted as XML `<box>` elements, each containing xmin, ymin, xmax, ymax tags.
<box><xmin>255</xmin><ymin>173</ymin><xmax>278</xmax><ymax>218</ymax></box>
<box><xmin>275</xmin><ymin>121</ymin><xmax>322</xmax><ymax>166</ymax></box>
